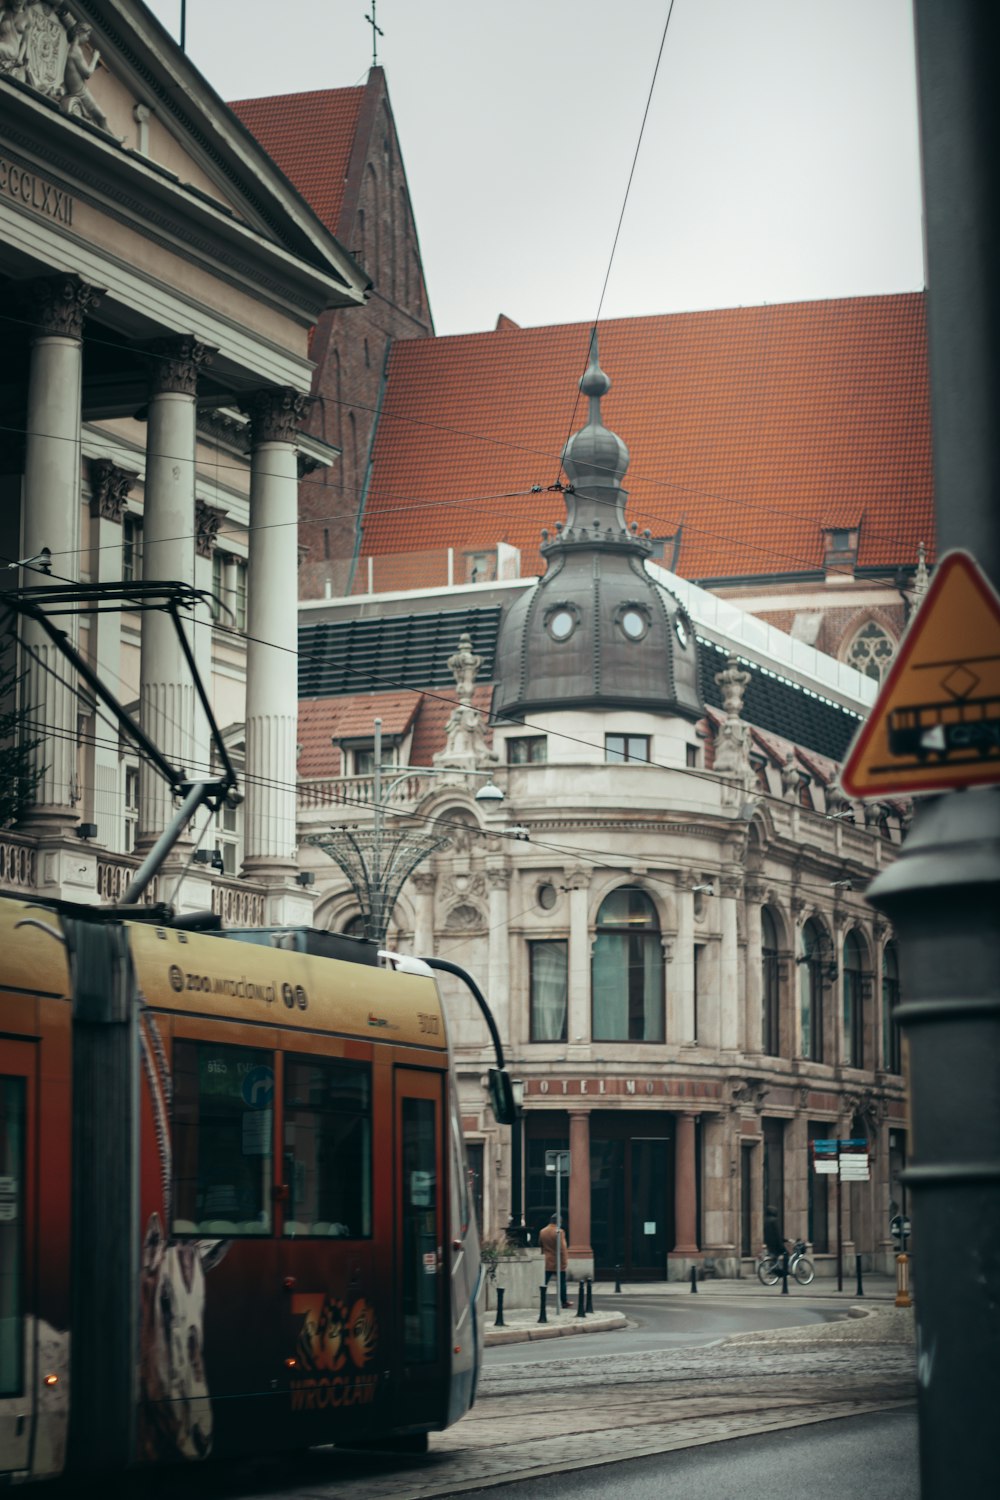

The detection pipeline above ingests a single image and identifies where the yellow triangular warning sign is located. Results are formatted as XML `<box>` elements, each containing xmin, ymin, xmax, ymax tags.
<box><xmin>841</xmin><ymin>550</ymin><xmax>1000</xmax><ymax>797</ymax></box>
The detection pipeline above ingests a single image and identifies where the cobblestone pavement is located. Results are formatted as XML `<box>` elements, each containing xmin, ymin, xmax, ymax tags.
<box><xmin>251</xmin><ymin>1301</ymin><xmax>916</xmax><ymax>1500</ymax></box>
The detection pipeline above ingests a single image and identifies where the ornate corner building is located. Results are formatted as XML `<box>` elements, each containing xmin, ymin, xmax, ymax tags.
<box><xmin>294</xmin><ymin>343</ymin><xmax>912</xmax><ymax>1279</ymax></box>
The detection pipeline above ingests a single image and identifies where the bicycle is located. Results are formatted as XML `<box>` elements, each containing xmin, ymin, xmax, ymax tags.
<box><xmin>757</xmin><ymin>1238</ymin><xmax>815</xmax><ymax>1286</ymax></box>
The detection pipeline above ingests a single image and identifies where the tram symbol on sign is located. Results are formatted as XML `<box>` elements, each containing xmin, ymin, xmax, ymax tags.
<box><xmin>885</xmin><ymin>655</ymin><xmax>1000</xmax><ymax>765</ymax></box>
<box><xmin>840</xmin><ymin>551</ymin><xmax>1000</xmax><ymax>797</ymax></box>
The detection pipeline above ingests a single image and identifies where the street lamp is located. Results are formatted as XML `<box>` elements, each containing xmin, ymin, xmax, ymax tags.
<box><xmin>306</xmin><ymin>718</ymin><xmax>505</xmax><ymax>945</ymax></box>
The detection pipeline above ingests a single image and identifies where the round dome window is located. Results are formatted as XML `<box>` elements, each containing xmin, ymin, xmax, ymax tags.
<box><xmin>620</xmin><ymin>609</ymin><xmax>648</xmax><ymax>640</ymax></box>
<box><xmin>674</xmin><ymin>615</ymin><xmax>689</xmax><ymax>649</ymax></box>
<box><xmin>548</xmin><ymin>609</ymin><xmax>576</xmax><ymax>641</ymax></box>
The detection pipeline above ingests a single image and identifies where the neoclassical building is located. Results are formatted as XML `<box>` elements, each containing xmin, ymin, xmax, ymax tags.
<box><xmin>294</xmin><ymin>345</ymin><xmax>910</xmax><ymax>1278</ymax></box>
<box><xmin>0</xmin><ymin>0</ymin><xmax>365</xmax><ymax>918</ymax></box>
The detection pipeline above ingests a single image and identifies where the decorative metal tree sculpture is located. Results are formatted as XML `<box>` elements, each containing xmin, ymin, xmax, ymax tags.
<box><xmin>305</xmin><ymin>819</ymin><xmax>450</xmax><ymax>946</ymax></box>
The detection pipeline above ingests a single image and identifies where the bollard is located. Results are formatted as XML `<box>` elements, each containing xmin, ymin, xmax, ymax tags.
<box><xmin>538</xmin><ymin>1284</ymin><xmax>548</xmax><ymax>1324</ymax></box>
<box><xmin>576</xmin><ymin>1280</ymin><xmax>586</xmax><ymax>1318</ymax></box>
<box><xmin>494</xmin><ymin>1286</ymin><xmax>505</xmax><ymax>1328</ymax></box>
<box><xmin>585</xmin><ymin>1278</ymin><xmax>594</xmax><ymax>1314</ymax></box>
<box><xmin>614</xmin><ymin>1265</ymin><xmax>622</xmax><ymax>1294</ymax></box>
<box><xmin>781</xmin><ymin>1255</ymin><xmax>789</xmax><ymax>1295</ymax></box>
<box><xmin>855</xmin><ymin>1254</ymin><xmax>864</xmax><ymax>1298</ymax></box>
<box><xmin>895</xmin><ymin>1252</ymin><xmax>912</xmax><ymax>1309</ymax></box>
<box><xmin>690</xmin><ymin>1265</ymin><xmax>698</xmax><ymax>1293</ymax></box>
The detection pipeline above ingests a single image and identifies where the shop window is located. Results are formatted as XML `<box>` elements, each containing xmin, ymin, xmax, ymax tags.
<box><xmin>605</xmin><ymin>734</ymin><xmax>650</xmax><ymax>765</ymax></box>
<box><xmin>799</xmin><ymin>919</ymin><xmax>826</xmax><ymax>1063</ymax></box>
<box><xmin>529</xmin><ymin>940</ymin><xmax>568</xmax><ymax>1041</ymax></box>
<box><xmin>283</xmin><ymin>1056</ymin><xmax>372</xmax><ymax>1238</ymax></box>
<box><xmin>507</xmin><ymin>736</ymin><xmax>547</xmax><ymax>765</ymax></box>
<box><xmin>761</xmin><ymin>907</ymin><xmax>780</xmax><ymax>1056</ymax></box>
<box><xmin>172</xmin><ymin>1040</ymin><xmax>274</xmax><ymax>1235</ymax></box>
<box><xmin>882</xmin><ymin>941</ymin><xmax>902</xmax><ymax>1074</ymax></box>
<box><xmin>592</xmin><ymin>887</ymin><xmax>664</xmax><ymax>1043</ymax></box>
<box><xmin>0</xmin><ymin>1077</ymin><xmax>25</xmax><ymax>1395</ymax></box>
<box><xmin>807</xmin><ymin>1122</ymin><xmax>831</xmax><ymax>1252</ymax></box>
<box><xmin>842</xmin><ymin>929</ymin><xmax>867</xmax><ymax>1069</ymax></box>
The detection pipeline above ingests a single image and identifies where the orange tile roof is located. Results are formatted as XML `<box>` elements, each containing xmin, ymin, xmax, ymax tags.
<box><xmin>298</xmin><ymin>693</ymin><xmax>417</xmax><ymax>777</ymax></box>
<box><xmin>358</xmin><ymin>295</ymin><xmax>933</xmax><ymax>585</ymax></box>
<box><xmin>229</xmin><ymin>88</ymin><xmax>365</xmax><ymax>238</ymax></box>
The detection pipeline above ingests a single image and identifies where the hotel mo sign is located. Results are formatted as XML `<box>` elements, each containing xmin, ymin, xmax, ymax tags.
<box><xmin>840</xmin><ymin>551</ymin><xmax>1000</xmax><ymax>797</ymax></box>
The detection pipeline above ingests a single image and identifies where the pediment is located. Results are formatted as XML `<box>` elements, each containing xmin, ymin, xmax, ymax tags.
<box><xmin>1</xmin><ymin>1</ymin><xmax>362</xmax><ymax>291</ymax></box>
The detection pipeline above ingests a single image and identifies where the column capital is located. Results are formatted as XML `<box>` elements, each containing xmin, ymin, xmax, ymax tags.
<box><xmin>145</xmin><ymin>336</ymin><xmax>214</xmax><ymax>397</ymax></box>
<box><xmin>411</xmin><ymin>870</ymin><xmax>438</xmax><ymax>895</ymax></box>
<box><xmin>195</xmin><ymin>499</ymin><xmax>228</xmax><ymax>559</ymax></box>
<box><xmin>485</xmin><ymin>865</ymin><xmax>512</xmax><ymax>890</ymax></box>
<box><xmin>88</xmin><ymin>458</ymin><xmax>135</xmax><ymax>523</ymax></box>
<box><xmin>563</xmin><ymin>864</ymin><xmax>592</xmax><ymax>892</ymax></box>
<box><xmin>241</xmin><ymin>387</ymin><xmax>312</xmax><ymax>445</ymax></box>
<box><xmin>745</xmin><ymin>879</ymin><xmax>766</xmax><ymax>905</ymax></box>
<box><xmin>719</xmin><ymin>874</ymin><xmax>743</xmax><ymax>900</ymax></box>
<box><xmin>21</xmin><ymin>274</ymin><xmax>101</xmax><ymax>339</ymax></box>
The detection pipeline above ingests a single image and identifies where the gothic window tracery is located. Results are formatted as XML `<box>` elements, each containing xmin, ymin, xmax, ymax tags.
<box><xmin>845</xmin><ymin>620</ymin><xmax>896</xmax><ymax>682</ymax></box>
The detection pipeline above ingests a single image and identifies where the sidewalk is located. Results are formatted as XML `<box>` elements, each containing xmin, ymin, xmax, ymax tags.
<box><xmin>483</xmin><ymin>1273</ymin><xmax>907</xmax><ymax>1347</ymax></box>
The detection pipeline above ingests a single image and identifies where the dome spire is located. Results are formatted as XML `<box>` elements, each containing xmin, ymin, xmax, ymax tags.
<box><xmin>560</xmin><ymin>329</ymin><xmax>630</xmax><ymax>530</ymax></box>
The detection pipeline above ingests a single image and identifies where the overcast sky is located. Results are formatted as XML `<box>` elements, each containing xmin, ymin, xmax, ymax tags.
<box><xmin>147</xmin><ymin>0</ymin><xmax>925</xmax><ymax>338</ymax></box>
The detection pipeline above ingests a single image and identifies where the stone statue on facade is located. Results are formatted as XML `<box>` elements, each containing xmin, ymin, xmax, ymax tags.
<box><xmin>0</xmin><ymin>3</ymin><xmax>118</xmax><ymax>135</ymax></box>
<box><xmin>434</xmin><ymin>632</ymin><xmax>499</xmax><ymax>771</ymax></box>
<box><xmin>713</xmin><ymin>655</ymin><xmax>755</xmax><ymax>795</ymax></box>
<box><xmin>780</xmin><ymin>751</ymin><xmax>805</xmax><ymax>801</ymax></box>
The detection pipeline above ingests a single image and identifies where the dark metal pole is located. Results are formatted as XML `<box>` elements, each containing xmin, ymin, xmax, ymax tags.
<box><xmin>836</xmin><ymin>1172</ymin><xmax>843</xmax><ymax>1292</ymax></box>
<box><xmin>179</xmin><ymin>0</ymin><xmax>186</xmax><ymax>51</ymax></box>
<box><xmin>864</xmin><ymin>7</ymin><xmax>1000</xmax><ymax>1493</ymax></box>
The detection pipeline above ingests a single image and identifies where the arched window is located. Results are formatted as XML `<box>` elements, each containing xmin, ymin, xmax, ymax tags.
<box><xmin>761</xmin><ymin>907</ymin><xmax>780</xmax><ymax>1056</ymax></box>
<box><xmin>592</xmin><ymin>887</ymin><xmax>663</xmax><ymax>1042</ymax></box>
<box><xmin>846</xmin><ymin>621</ymin><xmax>896</xmax><ymax>683</ymax></box>
<box><xmin>882</xmin><ymin>941</ymin><xmax>901</xmax><ymax>1074</ymax></box>
<box><xmin>799</xmin><ymin>919</ymin><xmax>825</xmax><ymax>1062</ymax></box>
<box><xmin>342</xmin><ymin>914</ymin><xmax>368</xmax><ymax>938</ymax></box>
<box><xmin>842</xmin><ymin>929</ymin><xmax>867</xmax><ymax>1068</ymax></box>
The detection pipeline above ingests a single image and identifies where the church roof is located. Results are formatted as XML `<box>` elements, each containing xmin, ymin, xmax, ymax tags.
<box><xmin>355</xmin><ymin>294</ymin><xmax>932</xmax><ymax>586</ymax></box>
<box><xmin>230</xmin><ymin>87</ymin><xmax>367</xmax><ymax>239</ymax></box>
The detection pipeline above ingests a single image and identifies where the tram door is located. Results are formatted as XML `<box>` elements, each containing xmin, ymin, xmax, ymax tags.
<box><xmin>0</xmin><ymin>1041</ymin><xmax>35</xmax><ymax>1475</ymax></box>
<box><xmin>394</xmin><ymin>1069</ymin><xmax>446</xmax><ymax>1428</ymax></box>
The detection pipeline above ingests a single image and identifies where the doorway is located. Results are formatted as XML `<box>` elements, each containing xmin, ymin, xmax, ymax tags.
<box><xmin>590</xmin><ymin>1117</ymin><xmax>674</xmax><ymax>1280</ymax></box>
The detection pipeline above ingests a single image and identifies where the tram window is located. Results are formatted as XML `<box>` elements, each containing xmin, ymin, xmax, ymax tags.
<box><xmin>172</xmin><ymin>1041</ymin><xmax>274</xmax><ymax>1235</ymax></box>
<box><xmin>0</xmin><ymin>1077</ymin><xmax>25</xmax><ymax>1395</ymax></box>
<box><xmin>283</xmin><ymin>1057</ymin><xmax>372</xmax><ymax>1238</ymax></box>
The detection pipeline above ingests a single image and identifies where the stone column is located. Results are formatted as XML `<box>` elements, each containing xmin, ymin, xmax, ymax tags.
<box><xmin>137</xmin><ymin>337</ymin><xmax>212</xmax><ymax>849</ymax></box>
<box><xmin>672</xmin><ymin>876</ymin><xmax>696</xmax><ymax>1043</ymax></box>
<box><xmin>411</xmin><ymin>870</ymin><xmax>437</xmax><ymax>955</ymax></box>
<box><xmin>565</xmin><ymin>867</ymin><xmax>592</xmax><ymax>1049</ymax></box>
<box><xmin>719</xmin><ymin>876</ymin><xmax>742</xmax><ymax>1051</ymax></box>
<box><xmin>567</xmin><ymin>1110</ymin><xmax>593</xmax><ymax>1277</ymax></box>
<box><xmin>19</xmin><ymin>276</ymin><xmax>100</xmax><ymax>830</ymax></box>
<box><xmin>88</xmin><ymin>460</ymin><xmax>135</xmax><ymax>846</ymax></box>
<box><xmin>744</xmin><ymin>882</ymin><xmax>764</xmax><ymax>1055</ymax></box>
<box><xmin>241</xmin><ymin>388</ymin><xmax>309</xmax><ymax>879</ymax></box>
<box><xmin>700</xmin><ymin>1111</ymin><xmax>736</xmax><ymax>1269</ymax></box>
<box><xmin>671</xmin><ymin>1111</ymin><xmax>700</xmax><ymax>1260</ymax></box>
<box><xmin>486</xmin><ymin>866</ymin><xmax>512</xmax><ymax>1042</ymax></box>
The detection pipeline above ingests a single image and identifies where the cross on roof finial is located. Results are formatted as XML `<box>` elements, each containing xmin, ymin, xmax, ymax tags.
<box><xmin>364</xmin><ymin>3</ymin><xmax>384</xmax><ymax>67</ymax></box>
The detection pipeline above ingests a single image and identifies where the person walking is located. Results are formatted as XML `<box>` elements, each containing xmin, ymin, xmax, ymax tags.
<box><xmin>539</xmin><ymin>1214</ymin><xmax>570</xmax><ymax>1307</ymax></box>
<box><xmin>764</xmin><ymin>1203</ymin><xmax>789</xmax><ymax>1279</ymax></box>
